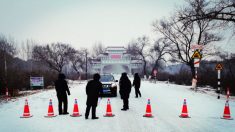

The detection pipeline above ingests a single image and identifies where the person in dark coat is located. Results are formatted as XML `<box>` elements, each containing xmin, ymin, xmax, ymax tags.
<box><xmin>133</xmin><ymin>73</ymin><xmax>141</xmax><ymax>98</ymax></box>
<box><xmin>85</xmin><ymin>73</ymin><xmax>103</xmax><ymax>119</ymax></box>
<box><xmin>119</xmin><ymin>72</ymin><xmax>131</xmax><ymax>111</ymax></box>
<box><xmin>55</xmin><ymin>73</ymin><xmax>70</xmax><ymax>115</ymax></box>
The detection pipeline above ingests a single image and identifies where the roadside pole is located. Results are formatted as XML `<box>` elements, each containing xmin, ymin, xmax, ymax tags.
<box><xmin>192</xmin><ymin>50</ymin><xmax>202</xmax><ymax>92</ymax></box>
<box><xmin>194</xmin><ymin>58</ymin><xmax>200</xmax><ymax>91</ymax></box>
<box><xmin>217</xmin><ymin>70</ymin><xmax>221</xmax><ymax>99</ymax></box>
<box><xmin>191</xmin><ymin>45</ymin><xmax>203</xmax><ymax>92</ymax></box>
<box><xmin>215</xmin><ymin>63</ymin><xmax>223</xmax><ymax>99</ymax></box>
<box><xmin>226</xmin><ymin>87</ymin><xmax>230</xmax><ymax>101</ymax></box>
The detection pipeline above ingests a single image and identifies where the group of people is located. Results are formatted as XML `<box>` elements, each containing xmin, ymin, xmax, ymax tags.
<box><xmin>119</xmin><ymin>72</ymin><xmax>141</xmax><ymax>111</ymax></box>
<box><xmin>54</xmin><ymin>72</ymin><xmax>142</xmax><ymax>120</ymax></box>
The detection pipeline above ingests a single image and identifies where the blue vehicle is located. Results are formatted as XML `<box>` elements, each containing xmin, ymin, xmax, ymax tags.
<box><xmin>99</xmin><ymin>74</ymin><xmax>118</xmax><ymax>97</ymax></box>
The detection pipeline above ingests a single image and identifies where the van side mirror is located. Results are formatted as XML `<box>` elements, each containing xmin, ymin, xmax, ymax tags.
<box><xmin>115</xmin><ymin>80</ymin><xmax>118</xmax><ymax>82</ymax></box>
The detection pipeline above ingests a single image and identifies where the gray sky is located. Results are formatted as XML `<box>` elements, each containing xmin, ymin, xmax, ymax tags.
<box><xmin>0</xmin><ymin>0</ymin><xmax>234</xmax><ymax>52</ymax></box>
<box><xmin>0</xmin><ymin>0</ymin><xmax>181</xmax><ymax>49</ymax></box>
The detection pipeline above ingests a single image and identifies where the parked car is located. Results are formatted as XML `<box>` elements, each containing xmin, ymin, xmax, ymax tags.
<box><xmin>99</xmin><ymin>74</ymin><xmax>118</xmax><ymax>97</ymax></box>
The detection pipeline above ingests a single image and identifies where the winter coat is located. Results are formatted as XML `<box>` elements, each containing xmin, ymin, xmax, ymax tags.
<box><xmin>133</xmin><ymin>76</ymin><xmax>141</xmax><ymax>89</ymax></box>
<box><xmin>119</xmin><ymin>77</ymin><xmax>131</xmax><ymax>99</ymax></box>
<box><xmin>86</xmin><ymin>80</ymin><xmax>102</xmax><ymax>106</ymax></box>
<box><xmin>55</xmin><ymin>79</ymin><xmax>70</xmax><ymax>97</ymax></box>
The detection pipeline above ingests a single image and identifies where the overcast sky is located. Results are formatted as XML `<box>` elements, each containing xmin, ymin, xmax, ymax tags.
<box><xmin>0</xmin><ymin>0</ymin><xmax>181</xmax><ymax>48</ymax></box>
<box><xmin>0</xmin><ymin>0</ymin><xmax>234</xmax><ymax>52</ymax></box>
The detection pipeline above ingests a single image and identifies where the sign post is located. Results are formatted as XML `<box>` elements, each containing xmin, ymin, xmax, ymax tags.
<box><xmin>194</xmin><ymin>58</ymin><xmax>200</xmax><ymax>80</ymax></box>
<box><xmin>191</xmin><ymin>50</ymin><xmax>202</xmax><ymax>91</ymax></box>
<box><xmin>215</xmin><ymin>63</ymin><xmax>223</xmax><ymax>99</ymax></box>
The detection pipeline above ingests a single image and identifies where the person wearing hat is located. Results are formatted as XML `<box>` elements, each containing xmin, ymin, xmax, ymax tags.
<box><xmin>119</xmin><ymin>73</ymin><xmax>132</xmax><ymax>111</ymax></box>
<box><xmin>85</xmin><ymin>73</ymin><xmax>103</xmax><ymax>119</ymax></box>
<box><xmin>55</xmin><ymin>73</ymin><xmax>70</xmax><ymax>115</ymax></box>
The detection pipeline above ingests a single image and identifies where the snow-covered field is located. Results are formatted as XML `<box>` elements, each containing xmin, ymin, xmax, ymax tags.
<box><xmin>0</xmin><ymin>79</ymin><xmax>234</xmax><ymax>132</ymax></box>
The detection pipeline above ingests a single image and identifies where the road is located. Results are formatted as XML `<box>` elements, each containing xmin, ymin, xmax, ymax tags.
<box><xmin>0</xmin><ymin>79</ymin><xmax>234</xmax><ymax>132</ymax></box>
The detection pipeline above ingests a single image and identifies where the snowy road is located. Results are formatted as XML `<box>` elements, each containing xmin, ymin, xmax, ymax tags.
<box><xmin>0</xmin><ymin>80</ymin><xmax>235</xmax><ymax>132</ymax></box>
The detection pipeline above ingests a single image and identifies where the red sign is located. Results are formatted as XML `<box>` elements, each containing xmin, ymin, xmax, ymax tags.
<box><xmin>111</xmin><ymin>54</ymin><xmax>121</xmax><ymax>59</ymax></box>
<box><xmin>191</xmin><ymin>44</ymin><xmax>203</xmax><ymax>50</ymax></box>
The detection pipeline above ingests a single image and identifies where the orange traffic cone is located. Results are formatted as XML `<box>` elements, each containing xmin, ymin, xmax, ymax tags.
<box><xmin>70</xmin><ymin>99</ymin><xmax>82</xmax><ymax>117</ymax></box>
<box><xmin>143</xmin><ymin>99</ymin><xmax>153</xmax><ymax>118</ymax></box>
<box><xmin>221</xmin><ymin>100</ymin><xmax>233</xmax><ymax>120</ymax></box>
<box><xmin>179</xmin><ymin>99</ymin><xmax>190</xmax><ymax>118</ymax></box>
<box><xmin>104</xmin><ymin>98</ymin><xmax>115</xmax><ymax>117</ymax></box>
<box><xmin>20</xmin><ymin>99</ymin><xmax>33</xmax><ymax>118</ymax></box>
<box><xmin>44</xmin><ymin>99</ymin><xmax>57</xmax><ymax>118</ymax></box>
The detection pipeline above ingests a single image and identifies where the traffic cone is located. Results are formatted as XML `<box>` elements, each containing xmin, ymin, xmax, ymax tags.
<box><xmin>104</xmin><ymin>98</ymin><xmax>115</xmax><ymax>117</ymax></box>
<box><xmin>221</xmin><ymin>100</ymin><xmax>233</xmax><ymax>120</ymax></box>
<box><xmin>44</xmin><ymin>99</ymin><xmax>57</xmax><ymax>118</ymax></box>
<box><xmin>20</xmin><ymin>99</ymin><xmax>33</xmax><ymax>118</ymax></box>
<box><xmin>179</xmin><ymin>99</ymin><xmax>190</xmax><ymax>118</ymax></box>
<box><xmin>143</xmin><ymin>99</ymin><xmax>153</xmax><ymax>118</ymax></box>
<box><xmin>70</xmin><ymin>99</ymin><xmax>82</xmax><ymax>117</ymax></box>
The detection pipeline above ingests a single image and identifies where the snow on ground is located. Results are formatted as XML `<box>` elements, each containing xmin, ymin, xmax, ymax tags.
<box><xmin>0</xmin><ymin>79</ymin><xmax>235</xmax><ymax>132</ymax></box>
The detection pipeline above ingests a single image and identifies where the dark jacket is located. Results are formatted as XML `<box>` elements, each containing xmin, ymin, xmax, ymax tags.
<box><xmin>119</xmin><ymin>74</ymin><xmax>131</xmax><ymax>99</ymax></box>
<box><xmin>133</xmin><ymin>75</ymin><xmax>141</xmax><ymax>89</ymax></box>
<box><xmin>55</xmin><ymin>79</ymin><xmax>70</xmax><ymax>97</ymax></box>
<box><xmin>86</xmin><ymin>80</ymin><xmax>102</xmax><ymax>106</ymax></box>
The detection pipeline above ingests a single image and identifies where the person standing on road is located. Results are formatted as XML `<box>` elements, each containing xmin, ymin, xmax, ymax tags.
<box><xmin>85</xmin><ymin>73</ymin><xmax>103</xmax><ymax>119</ymax></box>
<box><xmin>133</xmin><ymin>73</ymin><xmax>141</xmax><ymax>98</ymax></box>
<box><xmin>55</xmin><ymin>73</ymin><xmax>70</xmax><ymax>115</ymax></box>
<box><xmin>119</xmin><ymin>72</ymin><xmax>132</xmax><ymax>111</ymax></box>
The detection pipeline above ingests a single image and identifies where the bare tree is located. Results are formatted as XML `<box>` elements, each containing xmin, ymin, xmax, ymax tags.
<box><xmin>0</xmin><ymin>35</ymin><xmax>16</xmax><ymax>56</ymax></box>
<box><xmin>32</xmin><ymin>43</ymin><xmax>76</xmax><ymax>73</ymax></box>
<box><xmin>178</xmin><ymin>0</ymin><xmax>235</xmax><ymax>32</ymax></box>
<box><xmin>69</xmin><ymin>49</ymin><xmax>86</xmax><ymax>78</ymax></box>
<box><xmin>149</xmin><ymin>38</ymin><xmax>174</xmax><ymax>73</ymax></box>
<box><xmin>20</xmin><ymin>39</ymin><xmax>36</xmax><ymax>61</ymax></box>
<box><xmin>127</xmin><ymin>36</ymin><xmax>150</xmax><ymax>75</ymax></box>
<box><xmin>0</xmin><ymin>35</ymin><xmax>16</xmax><ymax>78</ymax></box>
<box><xmin>91</xmin><ymin>42</ymin><xmax>106</xmax><ymax>58</ymax></box>
<box><xmin>153</xmin><ymin>12</ymin><xmax>221</xmax><ymax>77</ymax></box>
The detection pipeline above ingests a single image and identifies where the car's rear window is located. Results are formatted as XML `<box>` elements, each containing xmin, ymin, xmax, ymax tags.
<box><xmin>100</xmin><ymin>75</ymin><xmax>114</xmax><ymax>82</ymax></box>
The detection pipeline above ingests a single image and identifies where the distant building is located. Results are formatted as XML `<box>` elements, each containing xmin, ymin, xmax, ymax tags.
<box><xmin>91</xmin><ymin>46</ymin><xmax>143</xmax><ymax>74</ymax></box>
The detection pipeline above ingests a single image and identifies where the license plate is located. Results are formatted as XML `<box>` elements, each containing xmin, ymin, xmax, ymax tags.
<box><xmin>103</xmin><ymin>89</ymin><xmax>110</xmax><ymax>93</ymax></box>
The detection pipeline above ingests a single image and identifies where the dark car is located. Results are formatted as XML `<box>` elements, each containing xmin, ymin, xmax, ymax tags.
<box><xmin>99</xmin><ymin>74</ymin><xmax>118</xmax><ymax>97</ymax></box>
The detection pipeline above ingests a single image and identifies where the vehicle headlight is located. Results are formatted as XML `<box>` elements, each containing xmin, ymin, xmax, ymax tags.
<box><xmin>111</xmin><ymin>83</ymin><xmax>117</xmax><ymax>88</ymax></box>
